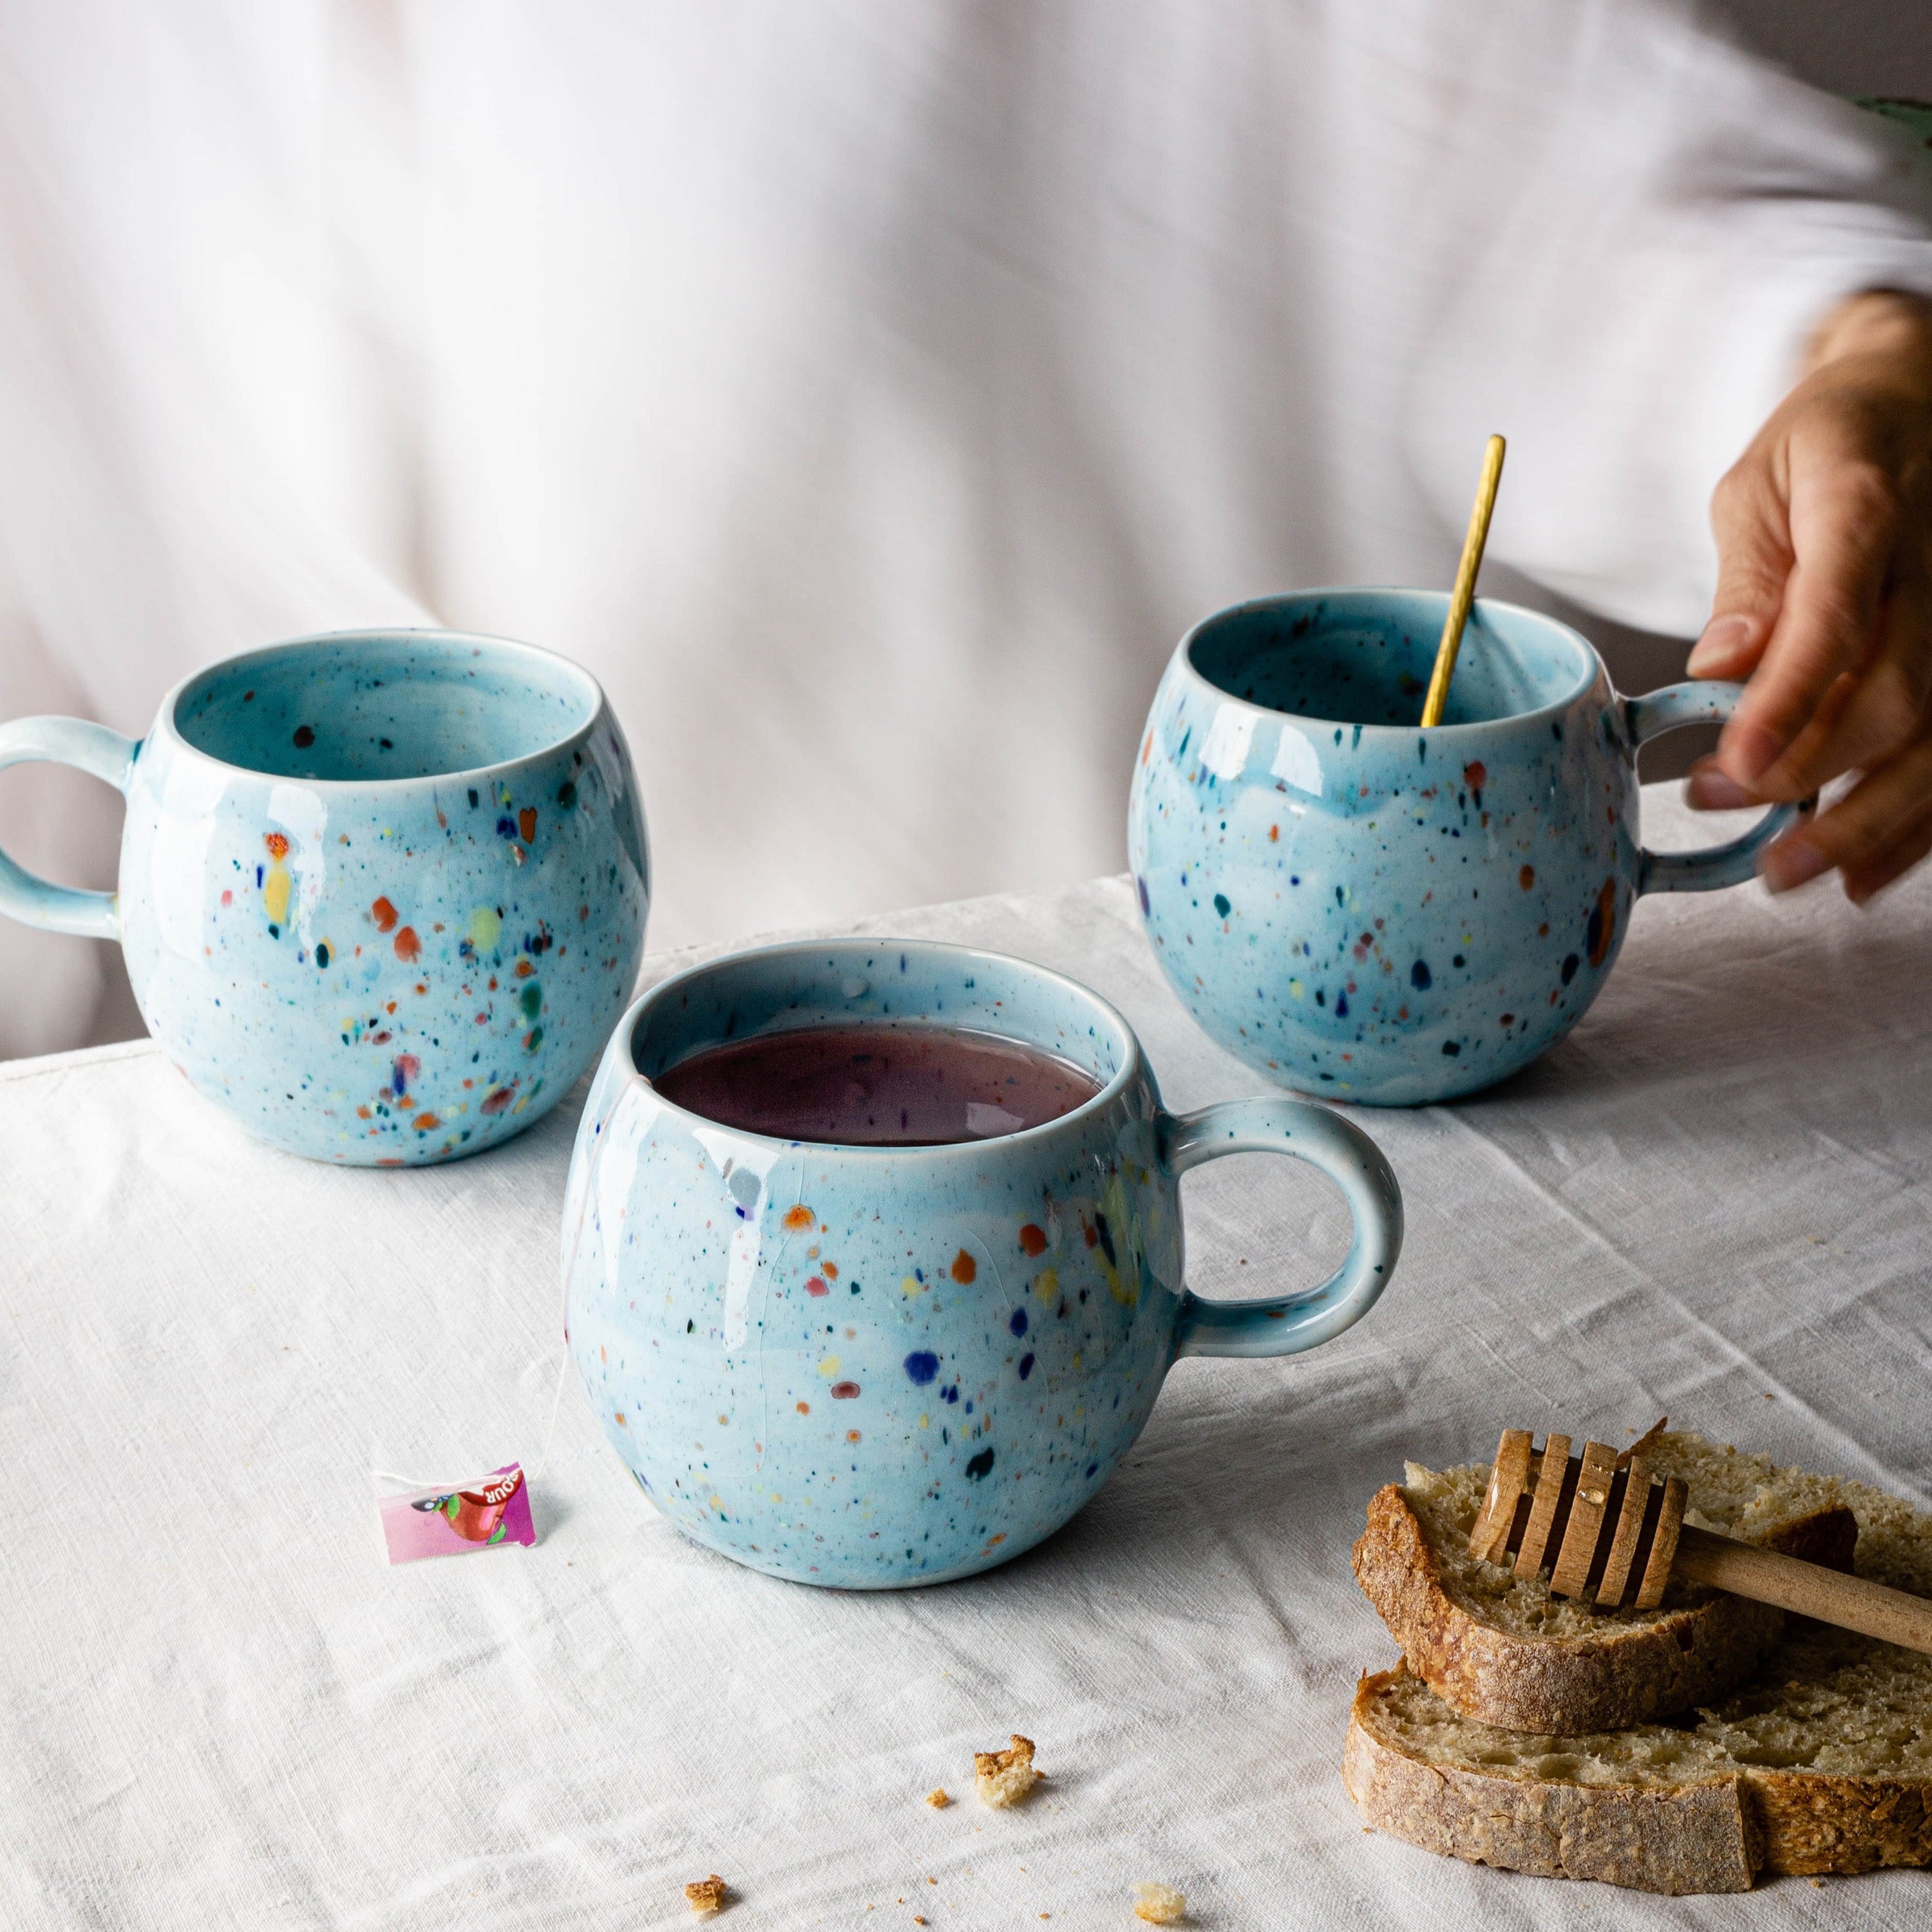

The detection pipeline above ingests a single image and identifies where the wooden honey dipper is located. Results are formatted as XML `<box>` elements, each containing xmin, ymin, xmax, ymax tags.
<box><xmin>1469</xmin><ymin>1422</ymin><xmax>1932</xmax><ymax>1654</ymax></box>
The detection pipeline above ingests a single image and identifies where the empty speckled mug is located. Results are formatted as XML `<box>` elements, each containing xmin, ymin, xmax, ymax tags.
<box><xmin>0</xmin><ymin>629</ymin><xmax>649</xmax><ymax>1162</ymax></box>
<box><xmin>561</xmin><ymin>938</ymin><xmax>1403</xmax><ymax>1587</ymax></box>
<box><xmin>1128</xmin><ymin>590</ymin><xmax>1801</xmax><ymax>1106</ymax></box>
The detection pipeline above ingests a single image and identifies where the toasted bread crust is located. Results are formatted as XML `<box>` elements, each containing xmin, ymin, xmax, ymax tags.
<box><xmin>1343</xmin><ymin>1670</ymin><xmax>1759</xmax><ymax>1894</ymax></box>
<box><xmin>1345</xmin><ymin>1664</ymin><xmax>1932</xmax><ymax>1891</ymax></box>
<box><xmin>1750</xmin><ymin>1767</ymin><xmax>1932</xmax><ymax>1875</ymax></box>
<box><xmin>1350</xmin><ymin>1482</ymin><xmax>1854</xmax><ymax>1733</ymax></box>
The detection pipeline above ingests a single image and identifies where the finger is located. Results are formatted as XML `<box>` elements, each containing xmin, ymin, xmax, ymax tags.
<box><xmin>1689</xmin><ymin>457</ymin><xmax>1790</xmax><ymax>679</ymax></box>
<box><xmin>1683</xmin><ymin>755</ymin><xmax>1756</xmax><ymax>811</ymax></box>
<box><xmin>1758</xmin><ymin>732</ymin><xmax>1932</xmax><ymax>893</ymax></box>
<box><xmin>1748</xmin><ymin>668</ymin><xmax>1859</xmax><ymax>797</ymax></box>
<box><xmin>1719</xmin><ymin>443</ymin><xmax>1898</xmax><ymax>790</ymax></box>
<box><xmin>1843</xmin><ymin>802</ymin><xmax>1932</xmax><ymax>905</ymax></box>
<box><xmin>1757</xmin><ymin>576</ymin><xmax>1932</xmax><ymax>798</ymax></box>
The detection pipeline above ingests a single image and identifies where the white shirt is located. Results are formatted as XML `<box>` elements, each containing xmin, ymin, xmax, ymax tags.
<box><xmin>1</xmin><ymin>0</ymin><xmax>1929</xmax><ymax>1053</ymax></box>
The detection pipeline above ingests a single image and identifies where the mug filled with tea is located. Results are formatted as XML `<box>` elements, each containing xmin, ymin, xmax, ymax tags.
<box><xmin>0</xmin><ymin>629</ymin><xmax>649</xmax><ymax>1162</ymax></box>
<box><xmin>1128</xmin><ymin>589</ymin><xmax>1803</xmax><ymax>1106</ymax></box>
<box><xmin>562</xmin><ymin>937</ymin><xmax>1404</xmax><ymax>1587</ymax></box>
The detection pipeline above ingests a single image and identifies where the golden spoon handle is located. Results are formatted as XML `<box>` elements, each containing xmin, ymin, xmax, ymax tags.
<box><xmin>1419</xmin><ymin>433</ymin><xmax>1506</xmax><ymax>729</ymax></box>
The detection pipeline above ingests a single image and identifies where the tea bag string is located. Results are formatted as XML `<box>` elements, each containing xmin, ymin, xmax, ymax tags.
<box><xmin>370</xmin><ymin>1345</ymin><xmax>574</xmax><ymax>1492</ymax></box>
<box><xmin>528</xmin><ymin>1345</ymin><xmax>573</xmax><ymax>1482</ymax></box>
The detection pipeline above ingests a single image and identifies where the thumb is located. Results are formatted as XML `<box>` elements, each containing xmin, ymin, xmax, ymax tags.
<box><xmin>1687</xmin><ymin>460</ymin><xmax>1790</xmax><ymax>679</ymax></box>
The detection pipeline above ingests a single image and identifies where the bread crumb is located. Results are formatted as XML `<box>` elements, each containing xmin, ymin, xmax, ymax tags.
<box><xmin>926</xmin><ymin>1788</ymin><xmax>951</xmax><ymax>1809</ymax></box>
<box><xmin>1133</xmin><ymin>1880</ymin><xmax>1187</xmax><ymax>1924</ymax></box>
<box><xmin>683</xmin><ymin>1873</ymin><xmax>728</xmax><ymax>1917</ymax></box>
<box><xmin>974</xmin><ymin>1734</ymin><xmax>1041</xmax><ymax>1808</ymax></box>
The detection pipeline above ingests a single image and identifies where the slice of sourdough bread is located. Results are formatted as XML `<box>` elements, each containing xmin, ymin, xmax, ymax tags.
<box><xmin>1352</xmin><ymin>1431</ymin><xmax>1859</xmax><ymax>1732</ymax></box>
<box><xmin>1344</xmin><ymin>1457</ymin><xmax>1932</xmax><ymax>1893</ymax></box>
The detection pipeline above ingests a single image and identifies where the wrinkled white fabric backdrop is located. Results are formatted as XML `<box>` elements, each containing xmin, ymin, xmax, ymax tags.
<box><xmin>2</xmin><ymin>788</ymin><xmax>1929</xmax><ymax>1927</ymax></box>
<box><xmin>3</xmin><ymin>0</ymin><xmax>1931</xmax><ymax>1055</ymax></box>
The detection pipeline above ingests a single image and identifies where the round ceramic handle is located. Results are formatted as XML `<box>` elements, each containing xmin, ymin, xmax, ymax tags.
<box><xmin>1625</xmin><ymin>683</ymin><xmax>1805</xmax><ymax>893</ymax></box>
<box><xmin>0</xmin><ymin>716</ymin><xmax>138</xmax><ymax>940</ymax></box>
<box><xmin>1161</xmin><ymin>1096</ymin><xmax>1403</xmax><ymax>1358</ymax></box>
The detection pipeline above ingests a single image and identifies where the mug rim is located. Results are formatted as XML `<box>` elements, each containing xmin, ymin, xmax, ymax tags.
<box><xmin>155</xmin><ymin>627</ymin><xmax>609</xmax><ymax>791</ymax></box>
<box><xmin>1179</xmin><ymin>587</ymin><xmax>1602</xmax><ymax>737</ymax></box>
<box><xmin>622</xmin><ymin>936</ymin><xmax>1144</xmax><ymax>1160</ymax></box>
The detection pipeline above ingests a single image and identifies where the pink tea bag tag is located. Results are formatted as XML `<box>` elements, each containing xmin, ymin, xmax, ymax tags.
<box><xmin>377</xmin><ymin>1463</ymin><xmax>535</xmax><ymax>1564</ymax></box>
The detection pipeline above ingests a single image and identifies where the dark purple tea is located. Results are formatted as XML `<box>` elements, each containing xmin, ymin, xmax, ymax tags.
<box><xmin>653</xmin><ymin>1023</ymin><xmax>1103</xmax><ymax>1146</ymax></box>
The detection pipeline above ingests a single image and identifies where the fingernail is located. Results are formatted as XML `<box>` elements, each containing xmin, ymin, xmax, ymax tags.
<box><xmin>1684</xmin><ymin>762</ymin><xmax>1752</xmax><ymax>811</ymax></box>
<box><xmin>1687</xmin><ymin>614</ymin><xmax>1755</xmax><ymax>676</ymax></box>
<box><xmin>1721</xmin><ymin>720</ymin><xmax>1783</xmax><ymax>786</ymax></box>
<box><xmin>1760</xmin><ymin>837</ymin><xmax>1830</xmax><ymax>895</ymax></box>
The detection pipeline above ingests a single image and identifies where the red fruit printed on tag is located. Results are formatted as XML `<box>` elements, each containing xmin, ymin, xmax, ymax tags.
<box><xmin>444</xmin><ymin>1469</ymin><xmax>523</xmax><ymax>1542</ymax></box>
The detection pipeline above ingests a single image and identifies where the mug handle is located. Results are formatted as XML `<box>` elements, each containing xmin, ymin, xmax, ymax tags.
<box><xmin>0</xmin><ymin>716</ymin><xmax>139</xmax><ymax>940</ymax></box>
<box><xmin>1624</xmin><ymin>683</ymin><xmax>1806</xmax><ymax>894</ymax></box>
<box><xmin>1161</xmin><ymin>1097</ymin><xmax>1403</xmax><ymax>1359</ymax></box>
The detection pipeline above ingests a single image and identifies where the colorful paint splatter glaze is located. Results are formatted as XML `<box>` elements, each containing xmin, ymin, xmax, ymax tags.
<box><xmin>562</xmin><ymin>939</ymin><xmax>1403</xmax><ymax>1587</ymax></box>
<box><xmin>0</xmin><ymin>630</ymin><xmax>648</xmax><ymax>1162</ymax></box>
<box><xmin>1128</xmin><ymin>591</ymin><xmax>1801</xmax><ymax>1106</ymax></box>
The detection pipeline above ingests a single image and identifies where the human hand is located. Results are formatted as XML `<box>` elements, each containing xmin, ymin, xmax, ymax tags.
<box><xmin>1685</xmin><ymin>289</ymin><xmax>1932</xmax><ymax>903</ymax></box>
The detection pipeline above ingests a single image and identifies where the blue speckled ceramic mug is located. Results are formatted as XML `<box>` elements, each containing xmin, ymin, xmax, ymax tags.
<box><xmin>561</xmin><ymin>938</ymin><xmax>1403</xmax><ymax>1587</ymax></box>
<box><xmin>1129</xmin><ymin>590</ymin><xmax>1801</xmax><ymax>1106</ymax></box>
<box><xmin>0</xmin><ymin>629</ymin><xmax>649</xmax><ymax>1162</ymax></box>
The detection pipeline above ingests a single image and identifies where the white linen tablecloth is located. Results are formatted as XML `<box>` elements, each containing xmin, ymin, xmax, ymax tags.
<box><xmin>3</xmin><ymin>784</ymin><xmax>1928</xmax><ymax>1929</ymax></box>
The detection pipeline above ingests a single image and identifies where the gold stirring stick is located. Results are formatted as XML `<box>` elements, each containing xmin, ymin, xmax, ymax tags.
<box><xmin>1419</xmin><ymin>433</ymin><xmax>1507</xmax><ymax>728</ymax></box>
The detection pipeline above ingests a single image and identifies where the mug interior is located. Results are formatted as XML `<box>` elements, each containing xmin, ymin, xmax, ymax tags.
<box><xmin>630</xmin><ymin>941</ymin><xmax>1132</xmax><ymax>1144</ymax></box>
<box><xmin>1187</xmin><ymin>591</ymin><xmax>1595</xmax><ymax>728</ymax></box>
<box><xmin>171</xmin><ymin>631</ymin><xmax>600</xmax><ymax>782</ymax></box>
